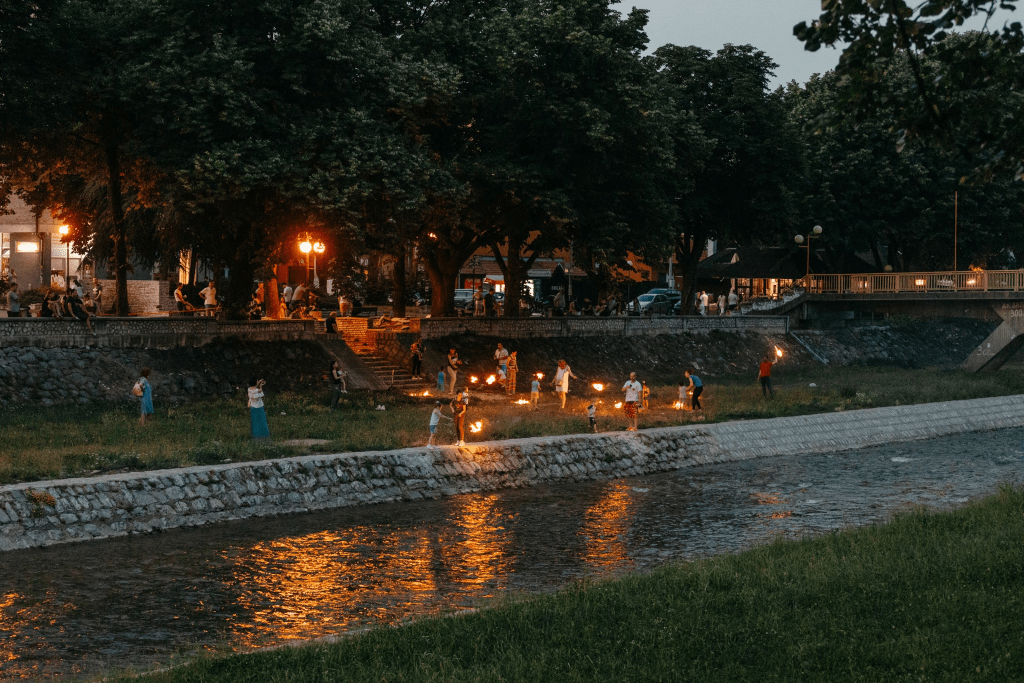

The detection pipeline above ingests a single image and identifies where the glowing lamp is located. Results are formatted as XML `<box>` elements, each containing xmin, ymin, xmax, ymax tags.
<box><xmin>299</xmin><ymin>241</ymin><xmax>312</xmax><ymax>254</ymax></box>
<box><xmin>536</xmin><ymin>373</ymin><xmax>544</xmax><ymax>380</ymax></box>
<box><xmin>914</xmin><ymin>279</ymin><xmax>926</xmax><ymax>286</ymax></box>
<box><xmin>515</xmin><ymin>399</ymin><xmax>530</xmax><ymax>405</ymax></box>
<box><xmin>58</xmin><ymin>225</ymin><xmax>70</xmax><ymax>237</ymax></box>
<box><xmin>592</xmin><ymin>383</ymin><xmax>604</xmax><ymax>392</ymax></box>
<box><xmin>313</xmin><ymin>242</ymin><xmax>326</xmax><ymax>254</ymax></box>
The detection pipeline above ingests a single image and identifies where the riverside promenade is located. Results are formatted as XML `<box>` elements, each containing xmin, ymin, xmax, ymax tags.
<box><xmin>3</xmin><ymin>394</ymin><xmax>1023</xmax><ymax>552</ymax></box>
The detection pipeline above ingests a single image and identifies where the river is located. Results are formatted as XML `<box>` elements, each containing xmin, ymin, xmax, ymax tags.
<box><xmin>2</xmin><ymin>427</ymin><xmax>1021</xmax><ymax>679</ymax></box>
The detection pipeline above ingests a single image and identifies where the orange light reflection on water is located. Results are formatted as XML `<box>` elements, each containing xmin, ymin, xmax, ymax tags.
<box><xmin>578</xmin><ymin>481</ymin><xmax>637</xmax><ymax>571</ymax></box>
<box><xmin>223</xmin><ymin>494</ymin><xmax>513</xmax><ymax>650</ymax></box>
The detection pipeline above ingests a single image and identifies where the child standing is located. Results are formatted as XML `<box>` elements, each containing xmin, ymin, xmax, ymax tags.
<box><xmin>640</xmin><ymin>381</ymin><xmax>650</xmax><ymax>411</ymax></box>
<box><xmin>587</xmin><ymin>403</ymin><xmax>597</xmax><ymax>433</ymax></box>
<box><xmin>427</xmin><ymin>401</ymin><xmax>451</xmax><ymax>447</ymax></box>
<box><xmin>437</xmin><ymin>369</ymin><xmax>446</xmax><ymax>393</ymax></box>
<box><xmin>531</xmin><ymin>375</ymin><xmax>541</xmax><ymax>409</ymax></box>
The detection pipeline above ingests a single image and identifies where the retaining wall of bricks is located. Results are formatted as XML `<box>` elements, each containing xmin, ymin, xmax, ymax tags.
<box><xmin>3</xmin><ymin>394</ymin><xmax>1022</xmax><ymax>552</ymax></box>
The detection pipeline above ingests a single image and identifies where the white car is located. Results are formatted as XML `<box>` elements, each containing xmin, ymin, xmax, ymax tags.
<box><xmin>628</xmin><ymin>293</ymin><xmax>672</xmax><ymax>315</ymax></box>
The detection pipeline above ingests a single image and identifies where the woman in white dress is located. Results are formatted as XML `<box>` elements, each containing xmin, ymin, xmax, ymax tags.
<box><xmin>552</xmin><ymin>359</ymin><xmax>577</xmax><ymax>410</ymax></box>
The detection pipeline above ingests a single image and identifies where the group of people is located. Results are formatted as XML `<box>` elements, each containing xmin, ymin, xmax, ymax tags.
<box><xmin>694</xmin><ymin>289</ymin><xmax>741</xmax><ymax>316</ymax></box>
<box><xmin>470</xmin><ymin>285</ymin><xmax>500</xmax><ymax>317</ymax></box>
<box><xmin>173</xmin><ymin>281</ymin><xmax>219</xmax><ymax>315</ymax></box>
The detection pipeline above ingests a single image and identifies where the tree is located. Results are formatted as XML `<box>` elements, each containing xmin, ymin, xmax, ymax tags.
<box><xmin>795</xmin><ymin>1</ymin><xmax>1024</xmax><ymax>177</ymax></box>
<box><xmin>655</xmin><ymin>44</ymin><xmax>803</xmax><ymax>302</ymax></box>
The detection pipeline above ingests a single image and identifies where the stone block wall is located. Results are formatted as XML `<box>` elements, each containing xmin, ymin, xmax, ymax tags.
<box><xmin>96</xmin><ymin>279</ymin><xmax>175</xmax><ymax>314</ymax></box>
<box><xmin>419</xmin><ymin>315</ymin><xmax>788</xmax><ymax>340</ymax></box>
<box><xmin>3</xmin><ymin>393</ymin><xmax>1022</xmax><ymax>552</ymax></box>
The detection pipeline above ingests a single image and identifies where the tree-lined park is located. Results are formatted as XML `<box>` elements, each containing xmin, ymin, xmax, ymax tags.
<box><xmin>3</xmin><ymin>0</ymin><xmax>1024</xmax><ymax>318</ymax></box>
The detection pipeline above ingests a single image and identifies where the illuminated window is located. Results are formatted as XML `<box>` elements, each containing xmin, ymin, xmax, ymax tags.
<box><xmin>15</xmin><ymin>241</ymin><xmax>39</xmax><ymax>253</ymax></box>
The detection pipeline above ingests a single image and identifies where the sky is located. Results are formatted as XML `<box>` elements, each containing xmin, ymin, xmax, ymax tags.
<box><xmin>621</xmin><ymin>0</ymin><xmax>1017</xmax><ymax>88</ymax></box>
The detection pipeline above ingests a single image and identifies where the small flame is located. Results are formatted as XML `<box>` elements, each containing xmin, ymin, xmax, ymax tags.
<box><xmin>470</xmin><ymin>376</ymin><xmax>479</xmax><ymax>383</ymax></box>
<box><xmin>673</xmin><ymin>401</ymin><xmax>685</xmax><ymax>409</ymax></box>
<box><xmin>536</xmin><ymin>373</ymin><xmax>544</xmax><ymax>380</ymax></box>
<box><xmin>485</xmin><ymin>375</ymin><xmax>496</xmax><ymax>385</ymax></box>
<box><xmin>469</xmin><ymin>420</ymin><xmax>483</xmax><ymax>433</ymax></box>
<box><xmin>775</xmin><ymin>346</ymin><xmax>784</xmax><ymax>358</ymax></box>
<box><xmin>422</xmin><ymin>390</ymin><xmax>430</xmax><ymax>396</ymax></box>
<box><xmin>515</xmin><ymin>398</ymin><xmax>530</xmax><ymax>405</ymax></box>
<box><xmin>614</xmin><ymin>402</ymin><xmax>623</xmax><ymax>409</ymax></box>
<box><xmin>592</xmin><ymin>383</ymin><xmax>604</xmax><ymax>391</ymax></box>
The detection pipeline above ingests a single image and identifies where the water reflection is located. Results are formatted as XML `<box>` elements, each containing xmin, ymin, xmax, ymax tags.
<box><xmin>1</xmin><ymin>426</ymin><xmax>1022</xmax><ymax>679</ymax></box>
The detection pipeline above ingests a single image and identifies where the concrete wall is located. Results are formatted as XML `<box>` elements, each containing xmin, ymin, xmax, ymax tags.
<box><xmin>0</xmin><ymin>317</ymin><xmax>324</xmax><ymax>349</ymax></box>
<box><xmin>419</xmin><ymin>315</ymin><xmax>788</xmax><ymax>340</ymax></box>
<box><xmin>3</xmin><ymin>393</ymin><xmax>1022</xmax><ymax>552</ymax></box>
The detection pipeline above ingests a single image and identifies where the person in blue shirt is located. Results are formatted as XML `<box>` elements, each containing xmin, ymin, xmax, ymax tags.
<box><xmin>437</xmin><ymin>369</ymin><xmax>446</xmax><ymax>393</ymax></box>
<box><xmin>684</xmin><ymin>369</ymin><xmax>703</xmax><ymax>411</ymax></box>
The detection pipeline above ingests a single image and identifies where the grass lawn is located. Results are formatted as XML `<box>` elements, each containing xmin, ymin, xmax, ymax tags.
<box><xmin>4</xmin><ymin>363</ymin><xmax>1024</xmax><ymax>485</ymax></box>
<box><xmin>111</xmin><ymin>484</ymin><xmax>1024</xmax><ymax>682</ymax></box>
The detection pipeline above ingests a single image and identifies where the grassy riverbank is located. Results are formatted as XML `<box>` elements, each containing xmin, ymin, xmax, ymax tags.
<box><xmin>114</xmin><ymin>485</ymin><xmax>1024</xmax><ymax>682</ymax></box>
<box><xmin>3</xmin><ymin>364</ymin><xmax>1024</xmax><ymax>485</ymax></box>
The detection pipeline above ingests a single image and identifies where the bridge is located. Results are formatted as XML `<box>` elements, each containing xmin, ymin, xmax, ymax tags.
<box><xmin>788</xmin><ymin>271</ymin><xmax>1024</xmax><ymax>372</ymax></box>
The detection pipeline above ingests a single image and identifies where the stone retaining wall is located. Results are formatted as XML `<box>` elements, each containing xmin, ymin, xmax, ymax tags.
<box><xmin>419</xmin><ymin>315</ymin><xmax>788</xmax><ymax>340</ymax></box>
<box><xmin>0</xmin><ymin>317</ymin><xmax>323</xmax><ymax>349</ymax></box>
<box><xmin>3</xmin><ymin>394</ymin><xmax>1022</xmax><ymax>552</ymax></box>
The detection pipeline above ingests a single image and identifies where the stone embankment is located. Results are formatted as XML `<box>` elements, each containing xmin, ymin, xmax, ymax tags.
<box><xmin>3</xmin><ymin>394</ymin><xmax>1022</xmax><ymax>552</ymax></box>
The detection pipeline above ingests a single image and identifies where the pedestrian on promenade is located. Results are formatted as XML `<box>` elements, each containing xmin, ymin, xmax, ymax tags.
<box><xmin>446</xmin><ymin>348</ymin><xmax>461</xmax><ymax>394</ymax></box>
<box><xmin>622</xmin><ymin>372</ymin><xmax>642</xmax><ymax>431</ymax></box>
<box><xmin>174</xmin><ymin>283</ymin><xmax>189</xmax><ymax>312</ymax></box>
<box><xmin>717</xmin><ymin>293</ymin><xmax>726</xmax><ymax>316</ymax></box>
<box><xmin>758</xmin><ymin>355</ymin><xmax>775</xmax><ymax>397</ymax></box>
<box><xmin>248</xmin><ymin>377</ymin><xmax>270</xmax><ymax>440</ymax></box>
<box><xmin>484</xmin><ymin>287</ymin><xmax>496</xmax><ymax>317</ymax></box>
<box><xmin>727</xmin><ymin>288</ymin><xmax>738</xmax><ymax>314</ymax></box>
<box><xmin>5</xmin><ymin>283</ymin><xmax>20</xmax><ymax>317</ymax></box>
<box><xmin>506</xmin><ymin>351</ymin><xmax>518</xmax><ymax>395</ymax></box>
<box><xmin>199</xmin><ymin>281</ymin><xmax>217</xmax><ymax>315</ymax></box>
<box><xmin>134</xmin><ymin>368</ymin><xmax>154</xmax><ymax>426</ymax></box>
<box><xmin>699</xmin><ymin>291</ymin><xmax>709</xmax><ymax>316</ymax></box>
<box><xmin>410</xmin><ymin>341</ymin><xmax>423</xmax><ymax>378</ymax></box>
<box><xmin>330</xmin><ymin>361</ymin><xmax>348</xmax><ymax>410</ymax></box>
<box><xmin>473</xmin><ymin>286</ymin><xmax>485</xmax><ymax>317</ymax></box>
<box><xmin>531</xmin><ymin>374</ymin><xmax>541</xmax><ymax>408</ymax></box>
<box><xmin>282</xmin><ymin>283</ymin><xmax>293</xmax><ymax>310</ymax></box>
<box><xmin>685</xmin><ymin>369</ymin><xmax>703</xmax><ymax>411</ymax></box>
<box><xmin>587</xmin><ymin>403</ymin><xmax>598</xmax><ymax>433</ymax></box>
<box><xmin>451</xmin><ymin>390</ymin><xmax>467</xmax><ymax>446</ymax></box>
<box><xmin>641</xmin><ymin>380</ymin><xmax>650</xmax><ymax>411</ymax></box>
<box><xmin>552</xmin><ymin>359</ymin><xmax>576</xmax><ymax>409</ymax></box>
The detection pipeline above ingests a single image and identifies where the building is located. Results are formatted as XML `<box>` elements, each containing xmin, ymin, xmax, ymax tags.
<box><xmin>0</xmin><ymin>195</ymin><xmax>86</xmax><ymax>290</ymax></box>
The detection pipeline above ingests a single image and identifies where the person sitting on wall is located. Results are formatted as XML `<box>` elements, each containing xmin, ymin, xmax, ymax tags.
<box><xmin>42</xmin><ymin>289</ymin><xmax>61</xmax><ymax>318</ymax></box>
<box><xmin>68</xmin><ymin>290</ymin><xmax>95</xmax><ymax>334</ymax></box>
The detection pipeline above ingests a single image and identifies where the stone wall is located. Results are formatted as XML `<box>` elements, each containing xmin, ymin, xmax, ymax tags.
<box><xmin>96</xmin><ymin>279</ymin><xmax>177</xmax><ymax>314</ymax></box>
<box><xmin>0</xmin><ymin>317</ymin><xmax>323</xmax><ymax>349</ymax></box>
<box><xmin>419</xmin><ymin>315</ymin><xmax>788</xmax><ymax>340</ymax></box>
<box><xmin>3</xmin><ymin>393</ymin><xmax>1022</xmax><ymax>552</ymax></box>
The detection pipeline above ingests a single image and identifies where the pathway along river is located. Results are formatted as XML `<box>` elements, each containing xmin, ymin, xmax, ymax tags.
<box><xmin>3</xmin><ymin>427</ymin><xmax>1023</xmax><ymax>680</ymax></box>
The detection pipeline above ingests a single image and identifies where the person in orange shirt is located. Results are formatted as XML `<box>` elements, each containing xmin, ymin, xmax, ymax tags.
<box><xmin>758</xmin><ymin>355</ymin><xmax>774</xmax><ymax>397</ymax></box>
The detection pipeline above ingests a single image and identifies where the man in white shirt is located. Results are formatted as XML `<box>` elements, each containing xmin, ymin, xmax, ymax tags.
<box><xmin>282</xmin><ymin>284</ymin><xmax>294</xmax><ymax>310</ymax></box>
<box><xmin>198</xmin><ymin>281</ymin><xmax>217</xmax><ymax>315</ymax></box>
<box><xmin>699</xmin><ymin>291</ymin><xmax>709</xmax><ymax>316</ymax></box>
<box><xmin>622</xmin><ymin>372</ymin><xmax>642</xmax><ymax>431</ymax></box>
<box><xmin>494</xmin><ymin>343</ymin><xmax>509</xmax><ymax>375</ymax></box>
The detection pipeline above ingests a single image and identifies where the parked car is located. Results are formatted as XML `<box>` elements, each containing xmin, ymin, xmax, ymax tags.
<box><xmin>646</xmin><ymin>288</ymin><xmax>682</xmax><ymax>306</ymax></box>
<box><xmin>628</xmin><ymin>293</ymin><xmax>673</xmax><ymax>315</ymax></box>
<box><xmin>453</xmin><ymin>288</ymin><xmax>475</xmax><ymax>312</ymax></box>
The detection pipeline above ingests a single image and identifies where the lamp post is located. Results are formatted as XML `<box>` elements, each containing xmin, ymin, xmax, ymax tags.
<box><xmin>58</xmin><ymin>225</ymin><xmax>70</xmax><ymax>289</ymax></box>
<box><xmin>794</xmin><ymin>225</ymin><xmax>823</xmax><ymax>290</ymax></box>
<box><xmin>299</xmin><ymin>239</ymin><xmax>312</xmax><ymax>285</ymax></box>
<box><xmin>312</xmin><ymin>241</ymin><xmax>325</xmax><ymax>288</ymax></box>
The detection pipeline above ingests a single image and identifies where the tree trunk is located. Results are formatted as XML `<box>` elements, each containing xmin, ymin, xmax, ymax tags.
<box><xmin>491</xmin><ymin>232</ymin><xmax>540</xmax><ymax>318</ymax></box>
<box><xmin>221</xmin><ymin>221</ymin><xmax>257</xmax><ymax>319</ymax></box>
<box><xmin>267</xmin><ymin>275</ymin><xmax>281</xmax><ymax>319</ymax></box>
<box><xmin>105</xmin><ymin>140</ymin><xmax>129</xmax><ymax>316</ymax></box>
<box><xmin>677</xmin><ymin>228</ymin><xmax>706</xmax><ymax>315</ymax></box>
<box><xmin>425</xmin><ymin>263</ymin><xmax>457</xmax><ymax>317</ymax></box>
<box><xmin>391</xmin><ymin>243</ymin><xmax>407</xmax><ymax>318</ymax></box>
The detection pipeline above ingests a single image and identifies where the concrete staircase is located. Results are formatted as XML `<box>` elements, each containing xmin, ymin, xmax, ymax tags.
<box><xmin>329</xmin><ymin>318</ymin><xmax>431</xmax><ymax>392</ymax></box>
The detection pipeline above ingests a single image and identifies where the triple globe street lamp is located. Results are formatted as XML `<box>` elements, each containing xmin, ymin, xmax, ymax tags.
<box><xmin>794</xmin><ymin>225</ymin><xmax>823</xmax><ymax>290</ymax></box>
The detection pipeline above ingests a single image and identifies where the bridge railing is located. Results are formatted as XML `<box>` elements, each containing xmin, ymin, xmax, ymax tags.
<box><xmin>809</xmin><ymin>270</ymin><xmax>1024</xmax><ymax>294</ymax></box>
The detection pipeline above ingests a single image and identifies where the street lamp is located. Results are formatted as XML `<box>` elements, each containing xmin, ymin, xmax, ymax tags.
<box><xmin>312</xmin><ymin>241</ymin><xmax>325</xmax><ymax>288</ymax></box>
<box><xmin>299</xmin><ymin>239</ymin><xmax>312</xmax><ymax>285</ymax></box>
<box><xmin>794</xmin><ymin>225</ymin><xmax>823</xmax><ymax>290</ymax></box>
<box><xmin>58</xmin><ymin>225</ymin><xmax>70</xmax><ymax>289</ymax></box>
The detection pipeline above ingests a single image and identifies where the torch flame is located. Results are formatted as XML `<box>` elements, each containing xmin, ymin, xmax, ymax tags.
<box><xmin>470</xmin><ymin>376</ymin><xmax>479</xmax><ymax>383</ymax></box>
<box><xmin>614</xmin><ymin>402</ymin><xmax>623</xmax><ymax>409</ymax></box>
<box><xmin>592</xmin><ymin>383</ymin><xmax>604</xmax><ymax>391</ymax></box>
<box><xmin>775</xmin><ymin>346</ymin><xmax>784</xmax><ymax>358</ymax></box>
<box><xmin>485</xmin><ymin>375</ymin><xmax>497</xmax><ymax>385</ymax></box>
<box><xmin>673</xmin><ymin>401</ymin><xmax>685</xmax><ymax>409</ymax></box>
<box><xmin>469</xmin><ymin>420</ymin><xmax>483</xmax><ymax>433</ymax></box>
<box><xmin>536</xmin><ymin>373</ymin><xmax>544</xmax><ymax>380</ymax></box>
<box><xmin>515</xmin><ymin>398</ymin><xmax>530</xmax><ymax>405</ymax></box>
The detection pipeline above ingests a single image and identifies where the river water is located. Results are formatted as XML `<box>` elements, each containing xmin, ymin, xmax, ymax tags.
<box><xmin>2</xmin><ymin>427</ymin><xmax>1022</xmax><ymax>680</ymax></box>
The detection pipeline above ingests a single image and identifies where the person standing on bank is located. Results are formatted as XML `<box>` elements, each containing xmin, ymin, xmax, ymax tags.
<box><xmin>330</xmin><ymin>361</ymin><xmax>348</xmax><ymax>410</ymax></box>
<box><xmin>506</xmin><ymin>351</ymin><xmax>518</xmax><ymax>395</ymax></box>
<box><xmin>494</xmin><ymin>343</ymin><xmax>509</xmax><ymax>376</ymax></box>
<box><xmin>174</xmin><ymin>283</ymin><xmax>189</xmax><ymax>312</ymax></box>
<box><xmin>248</xmin><ymin>377</ymin><xmax>270</xmax><ymax>440</ymax></box>
<box><xmin>410</xmin><ymin>341</ymin><xmax>423</xmax><ymax>378</ymax></box>
<box><xmin>622</xmin><ymin>372</ymin><xmax>642</xmax><ymax>431</ymax></box>
<box><xmin>134</xmin><ymin>368</ymin><xmax>154</xmax><ymax>426</ymax></box>
<box><xmin>552</xmin><ymin>359</ymin><xmax>577</xmax><ymax>410</ymax></box>
<box><xmin>685</xmin><ymin>369</ymin><xmax>703</xmax><ymax>411</ymax></box>
<box><xmin>451</xmin><ymin>390</ymin><xmax>467</xmax><ymax>446</ymax></box>
<box><xmin>446</xmin><ymin>348</ymin><xmax>461</xmax><ymax>395</ymax></box>
<box><xmin>758</xmin><ymin>355</ymin><xmax>775</xmax><ymax>397</ymax></box>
